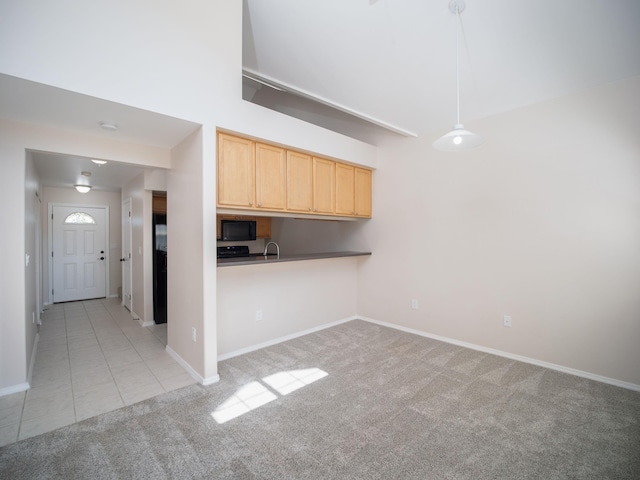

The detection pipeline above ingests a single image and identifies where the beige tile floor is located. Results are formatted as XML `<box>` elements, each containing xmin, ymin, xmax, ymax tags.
<box><xmin>0</xmin><ymin>298</ymin><xmax>196</xmax><ymax>447</ymax></box>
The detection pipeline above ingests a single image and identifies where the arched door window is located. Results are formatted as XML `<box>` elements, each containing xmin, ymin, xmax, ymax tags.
<box><xmin>64</xmin><ymin>212</ymin><xmax>96</xmax><ymax>225</ymax></box>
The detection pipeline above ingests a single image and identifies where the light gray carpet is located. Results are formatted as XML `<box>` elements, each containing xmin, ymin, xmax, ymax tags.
<box><xmin>1</xmin><ymin>320</ymin><xmax>639</xmax><ymax>479</ymax></box>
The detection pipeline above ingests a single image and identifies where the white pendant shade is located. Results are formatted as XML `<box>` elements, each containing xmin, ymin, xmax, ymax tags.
<box><xmin>433</xmin><ymin>124</ymin><xmax>483</xmax><ymax>152</ymax></box>
<box><xmin>74</xmin><ymin>185</ymin><xmax>91</xmax><ymax>193</ymax></box>
<box><xmin>433</xmin><ymin>0</ymin><xmax>483</xmax><ymax>152</ymax></box>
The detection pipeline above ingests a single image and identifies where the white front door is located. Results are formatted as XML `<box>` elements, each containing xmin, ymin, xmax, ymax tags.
<box><xmin>52</xmin><ymin>205</ymin><xmax>107</xmax><ymax>303</ymax></box>
<box><xmin>122</xmin><ymin>198</ymin><xmax>133</xmax><ymax>311</ymax></box>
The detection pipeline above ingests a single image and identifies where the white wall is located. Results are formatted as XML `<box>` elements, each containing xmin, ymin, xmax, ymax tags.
<box><xmin>358</xmin><ymin>77</ymin><xmax>640</xmax><ymax>387</ymax></box>
<box><xmin>270</xmin><ymin>217</ymin><xmax>371</xmax><ymax>255</ymax></box>
<box><xmin>41</xmin><ymin>187</ymin><xmax>123</xmax><ymax>304</ymax></box>
<box><xmin>167</xmin><ymin>128</ymin><xmax>211</xmax><ymax>381</ymax></box>
<box><xmin>217</xmin><ymin>257</ymin><xmax>360</xmax><ymax>357</ymax></box>
<box><xmin>24</xmin><ymin>153</ymin><xmax>40</xmax><ymax>386</ymax></box>
<box><xmin>122</xmin><ymin>173</ymin><xmax>151</xmax><ymax>323</ymax></box>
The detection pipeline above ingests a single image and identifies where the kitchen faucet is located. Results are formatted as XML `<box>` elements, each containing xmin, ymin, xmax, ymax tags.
<box><xmin>263</xmin><ymin>241</ymin><xmax>280</xmax><ymax>258</ymax></box>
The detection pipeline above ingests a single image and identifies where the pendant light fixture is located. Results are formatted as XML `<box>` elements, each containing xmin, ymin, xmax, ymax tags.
<box><xmin>433</xmin><ymin>0</ymin><xmax>483</xmax><ymax>152</ymax></box>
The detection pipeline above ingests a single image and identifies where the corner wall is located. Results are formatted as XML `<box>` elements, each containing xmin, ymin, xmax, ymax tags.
<box><xmin>358</xmin><ymin>77</ymin><xmax>640</xmax><ymax>387</ymax></box>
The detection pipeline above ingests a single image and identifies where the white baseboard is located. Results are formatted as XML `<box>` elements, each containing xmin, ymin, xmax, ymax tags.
<box><xmin>166</xmin><ymin>346</ymin><xmax>220</xmax><ymax>386</ymax></box>
<box><xmin>358</xmin><ymin>316</ymin><xmax>640</xmax><ymax>392</ymax></box>
<box><xmin>217</xmin><ymin>315</ymin><xmax>358</xmax><ymax>362</ymax></box>
<box><xmin>138</xmin><ymin>318</ymin><xmax>154</xmax><ymax>327</ymax></box>
<box><xmin>0</xmin><ymin>382</ymin><xmax>30</xmax><ymax>397</ymax></box>
<box><xmin>27</xmin><ymin>333</ymin><xmax>40</xmax><ymax>387</ymax></box>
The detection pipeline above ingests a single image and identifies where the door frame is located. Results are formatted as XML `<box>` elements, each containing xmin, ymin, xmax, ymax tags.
<box><xmin>48</xmin><ymin>203</ymin><xmax>110</xmax><ymax>303</ymax></box>
<box><xmin>121</xmin><ymin>197</ymin><xmax>133</xmax><ymax>311</ymax></box>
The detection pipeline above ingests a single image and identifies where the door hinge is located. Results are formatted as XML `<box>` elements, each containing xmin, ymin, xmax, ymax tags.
<box><xmin>51</xmin><ymin>213</ymin><xmax>53</xmax><ymax>220</ymax></box>
<box><xmin>129</xmin><ymin>211</ymin><xmax>131</xmax><ymax>217</ymax></box>
<box><xmin>51</xmin><ymin>251</ymin><xmax>54</xmax><ymax>257</ymax></box>
<box><xmin>52</xmin><ymin>289</ymin><xmax>54</xmax><ymax>295</ymax></box>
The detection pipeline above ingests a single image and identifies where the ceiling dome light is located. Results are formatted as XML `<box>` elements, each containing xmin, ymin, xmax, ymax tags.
<box><xmin>99</xmin><ymin>121</ymin><xmax>118</xmax><ymax>131</ymax></box>
<box><xmin>433</xmin><ymin>0</ymin><xmax>483</xmax><ymax>152</ymax></box>
<box><xmin>74</xmin><ymin>185</ymin><xmax>92</xmax><ymax>193</ymax></box>
<box><xmin>91</xmin><ymin>159</ymin><xmax>107</xmax><ymax>165</ymax></box>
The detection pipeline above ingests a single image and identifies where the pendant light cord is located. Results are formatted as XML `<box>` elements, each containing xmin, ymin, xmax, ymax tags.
<box><xmin>455</xmin><ymin>5</ymin><xmax>460</xmax><ymax>126</ymax></box>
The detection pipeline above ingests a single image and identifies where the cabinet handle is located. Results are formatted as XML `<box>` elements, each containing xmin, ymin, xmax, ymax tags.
<box><xmin>258</xmin><ymin>203</ymin><xmax>262</xmax><ymax>207</ymax></box>
<box><xmin>308</xmin><ymin>208</ymin><xmax>312</xmax><ymax>211</ymax></box>
<box><xmin>314</xmin><ymin>208</ymin><xmax>318</xmax><ymax>212</ymax></box>
<box><xmin>249</xmin><ymin>202</ymin><xmax>253</xmax><ymax>206</ymax></box>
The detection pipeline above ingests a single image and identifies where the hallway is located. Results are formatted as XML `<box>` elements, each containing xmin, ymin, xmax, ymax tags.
<box><xmin>0</xmin><ymin>298</ymin><xmax>196</xmax><ymax>446</ymax></box>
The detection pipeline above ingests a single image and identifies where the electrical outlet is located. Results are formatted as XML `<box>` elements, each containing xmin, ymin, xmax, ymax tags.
<box><xmin>192</xmin><ymin>327</ymin><xmax>197</xmax><ymax>342</ymax></box>
<box><xmin>256</xmin><ymin>310</ymin><xmax>263</xmax><ymax>321</ymax></box>
<box><xmin>411</xmin><ymin>299</ymin><xmax>419</xmax><ymax>310</ymax></box>
<box><xmin>503</xmin><ymin>315</ymin><xmax>512</xmax><ymax>327</ymax></box>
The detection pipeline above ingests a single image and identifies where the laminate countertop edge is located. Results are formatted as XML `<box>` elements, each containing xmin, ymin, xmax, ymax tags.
<box><xmin>216</xmin><ymin>251</ymin><xmax>371</xmax><ymax>267</ymax></box>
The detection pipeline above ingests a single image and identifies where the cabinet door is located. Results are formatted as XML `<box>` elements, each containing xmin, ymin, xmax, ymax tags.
<box><xmin>313</xmin><ymin>157</ymin><xmax>335</xmax><ymax>214</ymax></box>
<box><xmin>335</xmin><ymin>163</ymin><xmax>355</xmax><ymax>215</ymax></box>
<box><xmin>255</xmin><ymin>143</ymin><xmax>286</xmax><ymax>210</ymax></box>
<box><xmin>286</xmin><ymin>151</ymin><xmax>313</xmax><ymax>212</ymax></box>
<box><xmin>256</xmin><ymin>216</ymin><xmax>272</xmax><ymax>238</ymax></box>
<box><xmin>217</xmin><ymin>134</ymin><xmax>255</xmax><ymax>208</ymax></box>
<box><xmin>354</xmin><ymin>168</ymin><xmax>372</xmax><ymax>218</ymax></box>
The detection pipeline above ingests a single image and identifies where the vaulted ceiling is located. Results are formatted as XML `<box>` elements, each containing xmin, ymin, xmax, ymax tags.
<box><xmin>4</xmin><ymin>1</ymin><xmax>640</xmax><ymax>191</ymax></box>
<box><xmin>242</xmin><ymin>0</ymin><xmax>640</xmax><ymax>144</ymax></box>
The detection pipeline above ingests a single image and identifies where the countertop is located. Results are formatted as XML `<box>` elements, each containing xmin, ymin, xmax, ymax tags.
<box><xmin>216</xmin><ymin>251</ymin><xmax>371</xmax><ymax>267</ymax></box>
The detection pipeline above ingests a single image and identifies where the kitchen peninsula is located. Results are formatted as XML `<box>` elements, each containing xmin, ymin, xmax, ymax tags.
<box><xmin>216</xmin><ymin>130</ymin><xmax>373</xmax><ymax>360</ymax></box>
<box><xmin>217</xmin><ymin>250</ymin><xmax>370</xmax><ymax>267</ymax></box>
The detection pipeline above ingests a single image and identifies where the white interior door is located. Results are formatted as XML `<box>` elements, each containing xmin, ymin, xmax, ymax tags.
<box><xmin>122</xmin><ymin>198</ymin><xmax>133</xmax><ymax>311</ymax></box>
<box><xmin>52</xmin><ymin>205</ymin><xmax>107</xmax><ymax>303</ymax></box>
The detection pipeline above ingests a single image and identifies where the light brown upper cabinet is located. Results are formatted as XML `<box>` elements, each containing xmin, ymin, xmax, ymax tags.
<box><xmin>255</xmin><ymin>142</ymin><xmax>286</xmax><ymax>211</ymax></box>
<box><xmin>335</xmin><ymin>164</ymin><xmax>372</xmax><ymax>218</ymax></box>
<box><xmin>152</xmin><ymin>194</ymin><xmax>167</xmax><ymax>214</ymax></box>
<box><xmin>217</xmin><ymin>133</ymin><xmax>255</xmax><ymax>208</ymax></box>
<box><xmin>354</xmin><ymin>167</ymin><xmax>372</xmax><ymax>217</ymax></box>
<box><xmin>286</xmin><ymin>151</ymin><xmax>313</xmax><ymax>212</ymax></box>
<box><xmin>217</xmin><ymin>131</ymin><xmax>371</xmax><ymax>219</ymax></box>
<box><xmin>313</xmin><ymin>157</ymin><xmax>335</xmax><ymax>214</ymax></box>
<box><xmin>335</xmin><ymin>163</ymin><xmax>355</xmax><ymax>216</ymax></box>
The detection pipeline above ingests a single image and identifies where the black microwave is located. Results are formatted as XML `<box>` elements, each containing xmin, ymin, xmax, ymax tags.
<box><xmin>220</xmin><ymin>220</ymin><xmax>256</xmax><ymax>241</ymax></box>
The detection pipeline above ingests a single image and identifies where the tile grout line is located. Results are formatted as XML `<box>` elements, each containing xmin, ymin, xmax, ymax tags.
<box><xmin>86</xmin><ymin>299</ymin><xmax>127</xmax><ymax>410</ymax></box>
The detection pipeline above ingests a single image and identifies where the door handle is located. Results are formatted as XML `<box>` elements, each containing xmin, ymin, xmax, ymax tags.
<box><xmin>99</xmin><ymin>257</ymin><xmax>105</xmax><ymax>260</ymax></box>
<box><xmin>120</xmin><ymin>258</ymin><xmax>126</xmax><ymax>262</ymax></box>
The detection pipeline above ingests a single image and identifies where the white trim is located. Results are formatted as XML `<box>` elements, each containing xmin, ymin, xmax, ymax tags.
<box><xmin>166</xmin><ymin>346</ymin><xmax>220</xmax><ymax>386</ymax></box>
<box><xmin>121</xmin><ymin>197</ymin><xmax>133</xmax><ymax>313</ymax></box>
<box><xmin>359</xmin><ymin>316</ymin><xmax>640</xmax><ymax>392</ymax></box>
<box><xmin>0</xmin><ymin>383</ymin><xmax>30</xmax><ymax>397</ymax></box>
<box><xmin>217</xmin><ymin>315</ymin><xmax>358</xmax><ymax>362</ymax></box>
<box><xmin>242</xmin><ymin>68</ymin><xmax>418</xmax><ymax>138</ymax></box>
<box><xmin>108</xmin><ymin>293</ymin><xmax>119</xmax><ymax>299</ymax></box>
<box><xmin>138</xmin><ymin>319</ymin><xmax>154</xmax><ymax>327</ymax></box>
<box><xmin>27</xmin><ymin>333</ymin><xmax>40</xmax><ymax>386</ymax></box>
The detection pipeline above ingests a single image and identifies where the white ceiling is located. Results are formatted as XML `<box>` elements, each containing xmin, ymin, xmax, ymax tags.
<box><xmin>0</xmin><ymin>73</ymin><xmax>199</xmax><ymax>192</ymax></box>
<box><xmin>29</xmin><ymin>151</ymin><xmax>150</xmax><ymax>193</ymax></box>
<box><xmin>243</xmin><ymin>0</ymin><xmax>640</xmax><ymax>143</ymax></box>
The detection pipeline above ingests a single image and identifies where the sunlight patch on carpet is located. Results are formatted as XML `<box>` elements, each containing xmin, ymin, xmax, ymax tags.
<box><xmin>211</xmin><ymin>368</ymin><xmax>328</xmax><ymax>424</ymax></box>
